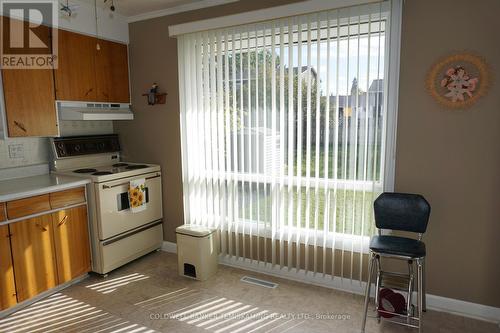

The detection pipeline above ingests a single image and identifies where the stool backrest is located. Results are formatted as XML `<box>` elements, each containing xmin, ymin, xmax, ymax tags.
<box><xmin>374</xmin><ymin>192</ymin><xmax>431</xmax><ymax>234</ymax></box>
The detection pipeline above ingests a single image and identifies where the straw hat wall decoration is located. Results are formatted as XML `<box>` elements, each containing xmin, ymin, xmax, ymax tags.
<box><xmin>426</xmin><ymin>52</ymin><xmax>491</xmax><ymax>109</ymax></box>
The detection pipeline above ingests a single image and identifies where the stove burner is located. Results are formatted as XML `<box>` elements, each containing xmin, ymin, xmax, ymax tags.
<box><xmin>126</xmin><ymin>164</ymin><xmax>148</xmax><ymax>170</ymax></box>
<box><xmin>92</xmin><ymin>171</ymin><xmax>113</xmax><ymax>175</ymax></box>
<box><xmin>112</xmin><ymin>163</ymin><xmax>129</xmax><ymax>167</ymax></box>
<box><xmin>74</xmin><ymin>168</ymin><xmax>97</xmax><ymax>173</ymax></box>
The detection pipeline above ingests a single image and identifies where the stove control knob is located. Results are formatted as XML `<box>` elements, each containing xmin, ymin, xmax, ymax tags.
<box><xmin>57</xmin><ymin>143</ymin><xmax>66</xmax><ymax>156</ymax></box>
<box><xmin>74</xmin><ymin>145</ymin><xmax>81</xmax><ymax>152</ymax></box>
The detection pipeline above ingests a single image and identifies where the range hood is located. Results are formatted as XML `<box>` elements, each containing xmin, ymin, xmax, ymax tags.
<box><xmin>57</xmin><ymin>101</ymin><xmax>134</xmax><ymax>121</ymax></box>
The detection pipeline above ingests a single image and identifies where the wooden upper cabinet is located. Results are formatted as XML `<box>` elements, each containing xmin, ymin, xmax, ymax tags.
<box><xmin>9</xmin><ymin>214</ymin><xmax>58</xmax><ymax>302</ymax></box>
<box><xmin>54</xmin><ymin>29</ymin><xmax>97</xmax><ymax>101</ymax></box>
<box><xmin>1</xmin><ymin>18</ymin><xmax>57</xmax><ymax>137</ymax></box>
<box><xmin>95</xmin><ymin>39</ymin><xmax>130</xmax><ymax>103</ymax></box>
<box><xmin>2</xmin><ymin>67</ymin><xmax>58</xmax><ymax>136</ymax></box>
<box><xmin>0</xmin><ymin>225</ymin><xmax>17</xmax><ymax>310</ymax></box>
<box><xmin>52</xmin><ymin>205</ymin><xmax>90</xmax><ymax>283</ymax></box>
<box><xmin>54</xmin><ymin>30</ymin><xmax>129</xmax><ymax>103</ymax></box>
<box><xmin>0</xmin><ymin>17</ymin><xmax>130</xmax><ymax>138</ymax></box>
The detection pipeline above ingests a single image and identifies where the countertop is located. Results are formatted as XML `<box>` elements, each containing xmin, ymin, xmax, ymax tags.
<box><xmin>0</xmin><ymin>174</ymin><xmax>90</xmax><ymax>202</ymax></box>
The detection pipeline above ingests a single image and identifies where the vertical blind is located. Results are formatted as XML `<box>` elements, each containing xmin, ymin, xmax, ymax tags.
<box><xmin>178</xmin><ymin>1</ymin><xmax>393</xmax><ymax>284</ymax></box>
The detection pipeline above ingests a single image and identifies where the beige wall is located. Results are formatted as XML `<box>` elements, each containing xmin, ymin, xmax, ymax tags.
<box><xmin>395</xmin><ymin>0</ymin><xmax>500</xmax><ymax>308</ymax></box>
<box><xmin>115</xmin><ymin>0</ymin><xmax>500</xmax><ymax>307</ymax></box>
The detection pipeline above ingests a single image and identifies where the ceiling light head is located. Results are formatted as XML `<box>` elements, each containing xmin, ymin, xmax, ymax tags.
<box><xmin>60</xmin><ymin>0</ymin><xmax>79</xmax><ymax>17</ymax></box>
<box><xmin>104</xmin><ymin>0</ymin><xmax>115</xmax><ymax>12</ymax></box>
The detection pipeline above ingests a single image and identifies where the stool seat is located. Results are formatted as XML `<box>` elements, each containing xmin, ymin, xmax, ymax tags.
<box><xmin>370</xmin><ymin>235</ymin><xmax>426</xmax><ymax>258</ymax></box>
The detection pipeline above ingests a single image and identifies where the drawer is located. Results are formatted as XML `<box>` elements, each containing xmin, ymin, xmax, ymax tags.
<box><xmin>50</xmin><ymin>187</ymin><xmax>86</xmax><ymax>209</ymax></box>
<box><xmin>7</xmin><ymin>194</ymin><xmax>51</xmax><ymax>220</ymax></box>
<box><xmin>0</xmin><ymin>202</ymin><xmax>5</xmax><ymax>221</ymax></box>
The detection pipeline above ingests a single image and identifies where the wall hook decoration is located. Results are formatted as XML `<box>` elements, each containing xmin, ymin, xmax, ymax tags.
<box><xmin>142</xmin><ymin>83</ymin><xmax>167</xmax><ymax>105</ymax></box>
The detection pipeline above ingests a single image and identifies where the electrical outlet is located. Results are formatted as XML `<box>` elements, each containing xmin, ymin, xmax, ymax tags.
<box><xmin>8</xmin><ymin>143</ymin><xmax>24</xmax><ymax>159</ymax></box>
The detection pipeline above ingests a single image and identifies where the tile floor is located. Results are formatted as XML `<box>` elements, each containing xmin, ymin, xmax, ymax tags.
<box><xmin>1</xmin><ymin>251</ymin><xmax>498</xmax><ymax>333</ymax></box>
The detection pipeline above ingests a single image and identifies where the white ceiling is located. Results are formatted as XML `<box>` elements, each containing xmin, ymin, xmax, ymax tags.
<box><xmin>84</xmin><ymin>0</ymin><xmax>239</xmax><ymax>18</ymax></box>
<box><xmin>114</xmin><ymin>0</ymin><xmax>200</xmax><ymax>16</ymax></box>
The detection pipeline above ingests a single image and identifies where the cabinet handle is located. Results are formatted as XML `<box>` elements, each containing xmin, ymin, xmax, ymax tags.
<box><xmin>13</xmin><ymin>121</ymin><xmax>27</xmax><ymax>132</ymax></box>
<box><xmin>58</xmin><ymin>215</ymin><xmax>68</xmax><ymax>226</ymax></box>
<box><xmin>35</xmin><ymin>223</ymin><xmax>47</xmax><ymax>232</ymax></box>
<box><xmin>84</xmin><ymin>88</ymin><xmax>94</xmax><ymax>96</ymax></box>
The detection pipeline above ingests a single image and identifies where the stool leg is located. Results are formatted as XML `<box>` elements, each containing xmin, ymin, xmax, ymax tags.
<box><xmin>417</xmin><ymin>259</ymin><xmax>424</xmax><ymax>333</ymax></box>
<box><xmin>361</xmin><ymin>252</ymin><xmax>376</xmax><ymax>333</ymax></box>
<box><xmin>422</xmin><ymin>258</ymin><xmax>427</xmax><ymax>312</ymax></box>
<box><xmin>374</xmin><ymin>256</ymin><xmax>381</xmax><ymax>323</ymax></box>
<box><xmin>407</xmin><ymin>260</ymin><xmax>414</xmax><ymax>325</ymax></box>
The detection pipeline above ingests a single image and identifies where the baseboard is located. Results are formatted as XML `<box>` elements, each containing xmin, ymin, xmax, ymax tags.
<box><xmin>162</xmin><ymin>240</ymin><xmax>177</xmax><ymax>253</ymax></box>
<box><xmin>425</xmin><ymin>293</ymin><xmax>500</xmax><ymax>324</ymax></box>
<box><xmin>219</xmin><ymin>254</ymin><xmax>371</xmax><ymax>296</ymax></box>
<box><xmin>161</xmin><ymin>241</ymin><xmax>500</xmax><ymax>324</ymax></box>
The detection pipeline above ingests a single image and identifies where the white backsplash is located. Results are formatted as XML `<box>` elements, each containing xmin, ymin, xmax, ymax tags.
<box><xmin>0</xmin><ymin>137</ymin><xmax>49</xmax><ymax>169</ymax></box>
<box><xmin>0</xmin><ymin>163</ymin><xmax>49</xmax><ymax>180</ymax></box>
<box><xmin>0</xmin><ymin>122</ymin><xmax>114</xmax><ymax>171</ymax></box>
<box><xmin>59</xmin><ymin>120</ymin><xmax>114</xmax><ymax>136</ymax></box>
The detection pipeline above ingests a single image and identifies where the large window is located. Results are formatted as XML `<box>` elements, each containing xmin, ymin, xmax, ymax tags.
<box><xmin>177</xmin><ymin>1</ymin><xmax>400</xmax><ymax>278</ymax></box>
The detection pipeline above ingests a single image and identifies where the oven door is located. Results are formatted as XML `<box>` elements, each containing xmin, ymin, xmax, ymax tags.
<box><xmin>94</xmin><ymin>171</ymin><xmax>163</xmax><ymax>240</ymax></box>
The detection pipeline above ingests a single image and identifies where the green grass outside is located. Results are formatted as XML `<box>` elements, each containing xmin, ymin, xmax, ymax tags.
<box><xmin>286</xmin><ymin>143</ymin><xmax>382</xmax><ymax>180</ymax></box>
<box><xmin>239</xmin><ymin>186</ymin><xmax>377</xmax><ymax>237</ymax></box>
<box><xmin>230</xmin><ymin>141</ymin><xmax>381</xmax><ymax>237</ymax></box>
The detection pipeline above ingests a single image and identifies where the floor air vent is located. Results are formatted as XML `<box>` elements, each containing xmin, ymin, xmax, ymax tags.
<box><xmin>240</xmin><ymin>276</ymin><xmax>278</xmax><ymax>289</ymax></box>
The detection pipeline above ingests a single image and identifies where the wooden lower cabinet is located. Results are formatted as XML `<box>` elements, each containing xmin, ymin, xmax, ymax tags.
<box><xmin>0</xmin><ymin>202</ymin><xmax>6</xmax><ymax>222</ymax></box>
<box><xmin>0</xmin><ymin>190</ymin><xmax>90</xmax><ymax>310</ymax></box>
<box><xmin>0</xmin><ymin>225</ymin><xmax>17</xmax><ymax>310</ymax></box>
<box><xmin>52</xmin><ymin>206</ymin><xmax>91</xmax><ymax>283</ymax></box>
<box><xmin>9</xmin><ymin>214</ymin><xmax>59</xmax><ymax>302</ymax></box>
<box><xmin>6</xmin><ymin>194</ymin><xmax>51</xmax><ymax>220</ymax></box>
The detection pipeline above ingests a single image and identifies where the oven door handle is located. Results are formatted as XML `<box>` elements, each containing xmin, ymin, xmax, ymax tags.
<box><xmin>102</xmin><ymin>174</ymin><xmax>160</xmax><ymax>189</ymax></box>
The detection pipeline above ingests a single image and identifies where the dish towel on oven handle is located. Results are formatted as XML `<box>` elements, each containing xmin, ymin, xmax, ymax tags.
<box><xmin>128</xmin><ymin>178</ymin><xmax>146</xmax><ymax>212</ymax></box>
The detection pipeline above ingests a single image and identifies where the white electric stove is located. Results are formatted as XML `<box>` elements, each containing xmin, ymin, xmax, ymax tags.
<box><xmin>50</xmin><ymin>134</ymin><xmax>163</xmax><ymax>275</ymax></box>
<box><xmin>54</xmin><ymin>162</ymin><xmax>161</xmax><ymax>183</ymax></box>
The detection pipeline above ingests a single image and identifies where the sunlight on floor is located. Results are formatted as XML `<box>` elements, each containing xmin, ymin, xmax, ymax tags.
<box><xmin>86</xmin><ymin>273</ymin><xmax>150</xmax><ymax>294</ymax></box>
<box><xmin>140</xmin><ymin>292</ymin><xmax>305</xmax><ymax>333</ymax></box>
<box><xmin>134</xmin><ymin>287</ymin><xmax>201</xmax><ymax>310</ymax></box>
<box><xmin>0</xmin><ymin>293</ymin><xmax>157</xmax><ymax>333</ymax></box>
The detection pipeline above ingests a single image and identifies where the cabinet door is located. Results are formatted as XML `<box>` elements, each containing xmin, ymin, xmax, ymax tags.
<box><xmin>0</xmin><ymin>202</ymin><xmax>5</xmax><ymax>222</ymax></box>
<box><xmin>1</xmin><ymin>22</ymin><xmax>57</xmax><ymax>137</ymax></box>
<box><xmin>52</xmin><ymin>205</ymin><xmax>90</xmax><ymax>284</ymax></box>
<box><xmin>2</xmin><ymin>68</ymin><xmax>57</xmax><ymax>136</ymax></box>
<box><xmin>9</xmin><ymin>215</ymin><xmax>58</xmax><ymax>302</ymax></box>
<box><xmin>54</xmin><ymin>29</ymin><xmax>97</xmax><ymax>101</ymax></box>
<box><xmin>0</xmin><ymin>225</ymin><xmax>17</xmax><ymax>310</ymax></box>
<box><xmin>95</xmin><ymin>39</ymin><xmax>130</xmax><ymax>103</ymax></box>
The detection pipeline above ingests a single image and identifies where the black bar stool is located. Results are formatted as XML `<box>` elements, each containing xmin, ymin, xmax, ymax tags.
<box><xmin>361</xmin><ymin>192</ymin><xmax>431</xmax><ymax>333</ymax></box>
